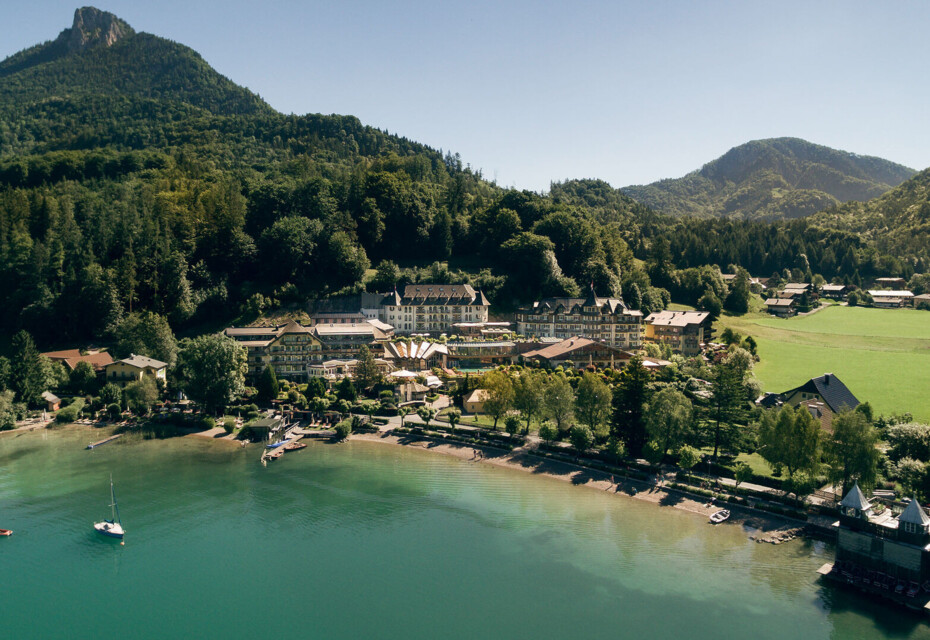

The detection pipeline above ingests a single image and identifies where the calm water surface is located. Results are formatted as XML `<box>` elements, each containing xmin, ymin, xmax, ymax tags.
<box><xmin>1</xmin><ymin>427</ymin><xmax>928</xmax><ymax>639</ymax></box>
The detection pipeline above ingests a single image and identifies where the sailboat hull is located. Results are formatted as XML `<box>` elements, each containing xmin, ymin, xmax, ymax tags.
<box><xmin>94</xmin><ymin>521</ymin><xmax>124</xmax><ymax>538</ymax></box>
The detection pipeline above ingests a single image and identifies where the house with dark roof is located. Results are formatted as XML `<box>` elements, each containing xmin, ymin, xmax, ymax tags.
<box><xmin>821</xmin><ymin>284</ymin><xmax>849</xmax><ymax>300</ymax></box>
<box><xmin>780</xmin><ymin>373</ymin><xmax>860</xmax><ymax>429</ymax></box>
<box><xmin>381</xmin><ymin>284</ymin><xmax>490</xmax><ymax>335</ymax></box>
<box><xmin>764</xmin><ymin>297</ymin><xmax>797</xmax><ymax>318</ymax></box>
<box><xmin>515</xmin><ymin>286</ymin><xmax>644</xmax><ymax>351</ymax></box>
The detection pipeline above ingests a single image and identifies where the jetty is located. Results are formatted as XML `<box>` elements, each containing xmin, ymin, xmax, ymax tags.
<box><xmin>260</xmin><ymin>425</ymin><xmax>306</xmax><ymax>464</ymax></box>
<box><xmin>86</xmin><ymin>433</ymin><xmax>122</xmax><ymax>450</ymax></box>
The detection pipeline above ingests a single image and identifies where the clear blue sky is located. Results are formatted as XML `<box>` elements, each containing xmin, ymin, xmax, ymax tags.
<box><xmin>3</xmin><ymin>1</ymin><xmax>930</xmax><ymax>191</ymax></box>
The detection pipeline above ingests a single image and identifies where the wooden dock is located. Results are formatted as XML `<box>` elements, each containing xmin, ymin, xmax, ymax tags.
<box><xmin>260</xmin><ymin>429</ymin><xmax>305</xmax><ymax>464</ymax></box>
<box><xmin>87</xmin><ymin>433</ymin><xmax>122</xmax><ymax>449</ymax></box>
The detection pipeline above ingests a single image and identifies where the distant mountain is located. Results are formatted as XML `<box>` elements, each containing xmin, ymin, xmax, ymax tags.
<box><xmin>811</xmin><ymin>167</ymin><xmax>930</xmax><ymax>258</ymax></box>
<box><xmin>621</xmin><ymin>138</ymin><xmax>916</xmax><ymax>220</ymax></box>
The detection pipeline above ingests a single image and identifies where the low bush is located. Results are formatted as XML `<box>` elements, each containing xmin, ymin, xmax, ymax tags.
<box><xmin>334</xmin><ymin>419</ymin><xmax>352</xmax><ymax>440</ymax></box>
<box><xmin>56</xmin><ymin>398</ymin><xmax>85</xmax><ymax>423</ymax></box>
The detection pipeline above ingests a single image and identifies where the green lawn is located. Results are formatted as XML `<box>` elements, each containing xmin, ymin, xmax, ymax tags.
<box><xmin>718</xmin><ymin>305</ymin><xmax>930</xmax><ymax>422</ymax></box>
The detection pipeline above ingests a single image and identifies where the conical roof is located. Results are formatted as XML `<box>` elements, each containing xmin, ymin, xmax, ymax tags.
<box><xmin>899</xmin><ymin>497</ymin><xmax>930</xmax><ymax>527</ymax></box>
<box><xmin>840</xmin><ymin>481</ymin><xmax>871</xmax><ymax>511</ymax></box>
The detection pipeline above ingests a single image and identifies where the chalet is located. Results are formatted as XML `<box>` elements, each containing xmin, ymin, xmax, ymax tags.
<box><xmin>820</xmin><ymin>483</ymin><xmax>930</xmax><ymax>610</ymax></box>
<box><xmin>397</xmin><ymin>382</ymin><xmax>430</xmax><ymax>403</ymax></box>
<box><xmin>764</xmin><ymin>298</ymin><xmax>797</xmax><ymax>318</ymax></box>
<box><xmin>644</xmin><ymin>310</ymin><xmax>712</xmax><ymax>356</ymax></box>
<box><xmin>869</xmin><ymin>290</ymin><xmax>914</xmax><ymax>309</ymax></box>
<box><xmin>821</xmin><ymin>284</ymin><xmax>849</xmax><ymax>300</ymax></box>
<box><xmin>783</xmin><ymin>282</ymin><xmax>812</xmax><ymax>292</ymax></box>
<box><xmin>520</xmin><ymin>336</ymin><xmax>634</xmax><ymax>369</ymax></box>
<box><xmin>103</xmin><ymin>354</ymin><xmax>168</xmax><ymax>388</ymax></box>
<box><xmin>41</xmin><ymin>349</ymin><xmax>113</xmax><ymax>372</ymax></box>
<box><xmin>381</xmin><ymin>284</ymin><xmax>490</xmax><ymax>335</ymax></box>
<box><xmin>781</xmin><ymin>373</ymin><xmax>859</xmax><ymax>415</ymax></box>
<box><xmin>515</xmin><ymin>287</ymin><xmax>644</xmax><ymax>351</ymax></box>
<box><xmin>463</xmin><ymin>388</ymin><xmax>489</xmax><ymax>414</ymax></box>
<box><xmin>875</xmin><ymin>277</ymin><xmax>907</xmax><ymax>289</ymax></box>
<box><xmin>913</xmin><ymin>294</ymin><xmax>930</xmax><ymax>308</ymax></box>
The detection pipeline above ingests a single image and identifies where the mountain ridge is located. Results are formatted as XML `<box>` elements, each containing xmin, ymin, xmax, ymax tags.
<box><xmin>621</xmin><ymin>137</ymin><xmax>916</xmax><ymax>221</ymax></box>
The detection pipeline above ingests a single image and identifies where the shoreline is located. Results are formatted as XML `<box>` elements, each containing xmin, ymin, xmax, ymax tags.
<box><xmin>348</xmin><ymin>431</ymin><xmax>800</xmax><ymax>538</ymax></box>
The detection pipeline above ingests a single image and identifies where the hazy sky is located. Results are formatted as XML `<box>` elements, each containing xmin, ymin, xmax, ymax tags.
<box><xmin>3</xmin><ymin>1</ymin><xmax>929</xmax><ymax>191</ymax></box>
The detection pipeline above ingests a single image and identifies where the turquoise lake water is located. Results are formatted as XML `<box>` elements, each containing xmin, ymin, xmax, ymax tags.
<box><xmin>2</xmin><ymin>427</ymin><xmax>929</xmax><ymax>639</ymax></box>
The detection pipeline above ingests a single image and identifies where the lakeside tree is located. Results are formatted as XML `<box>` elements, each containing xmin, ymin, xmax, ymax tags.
<box><xmin>115</xmin><ymin>311</ymin><xmax>178</xmax><ymax>367</ymax></box>
<box><xmin>504</xmin><ymin>415</ymin><xmax>521</xmax><ymax>436</ymax></box>
<box><xmin>575</xmin><ymin>372</ymin><xmax>612</xmax><ymax>432</ymax></box>
<box><xmin>176</xmin><ymin>334</ymin><xmax>247</xmax><ymax>414</ymax></box>
<box><xmin>256</xmin><ymin>365</ymin><xmax>279</xmax><ymax>404</ymax></box>
<box><xmin>734</xmin><ymin>462</ymin><xmax>753</xmax><ymax>490</ymax></box>
<box><xmin>542</xmin><ymin>374</ymin><xmax>574</xmax><ymax>433</ymax></box>
<box><xmin>482</xmin><ymin>370</ymin><xmax>514</xmax><ymax>430</ymax></box>
<box><xmin>124</xmin><ymin>376</ymin><xmax>158</xmax><ymax>415</ymax></box>
<box><xmin>570</xmin><ymin>425</ymin><xmax>594</xmax><ymax>452</ymax></box>
<box><xmin>513</xmin><ymin>370</ymin><xmax>546</xmax><ymax>432</ymax></box>
<box><xmin>677</xmin><ymin>445</ymin><xmax>701</xmax><ymax>483</ymax></box>
<box><xmin>538</xmin><ymin>421</ymin><xmax>558</xmax><ymax>444</ymax></box>
<box><xmin>612</xmin><ymin>356</ymin><xmax>651</xmax><ymax>457</ymax></box>
<box><xmin>69</xmin><ymin>360</ymin><xmax>98</xmax><ymax>396</ymax></box>
<box><xmin>757</xmin><ymin>406</ymin><xmax>821</xmax><ymax>493</ymax></box>
<box><xmin>706</xmin><ymin>360</ymin><xmax>745</xmax><ymax>458</ymax></box>
<box><xmin>353</xmin><ymin>345</ymin><xmax>382</xmax><ymax>392</ymax></box>
<box><xmin>417</xmin><ymin>406</ymin><xmax>436</xmax><ymax>428</ymax></box>
<box><xmin>0</xmin><ymin>390</ymin><xmax>17</xmax><ymax>430</ymax></box>
<box><xmin>9</xmin><ymin>330</ymin><xmax>48</xmax><ymax>407</ymax></box>
<box><xmin>645</xmin><ymin>387</ymin><xmax>694</xmax><ymax>459</ymax></box>
<box><xmin>446</xmin><ymin>409</ymin><xmax>461</xmax><ymax>434</ymax></box>
<box><xmin>826</xmin><ymin>410</ymin><xmax>880</xmax><ymax>493</ymax></box>
<box><xmin>99</xmin><ymin>382</ymin><xmax>122</xmax><ymax>408</ymax></box>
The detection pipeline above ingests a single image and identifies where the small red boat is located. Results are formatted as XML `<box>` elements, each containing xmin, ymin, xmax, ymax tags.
<box><xmin>0</xmin><ymin>529</ymin><xmax>12</xmax><ymax>536</ymax></box>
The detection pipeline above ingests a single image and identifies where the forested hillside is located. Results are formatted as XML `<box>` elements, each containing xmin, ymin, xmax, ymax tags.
<box><xmin>622</xmin><ymin>138</ymin><xmax>915</xmax><ymax>220</ymax></box>
<box><xmin>0</xmin><ymin>8</ymin><xmax>925</xmax><ymax>353</ymax></box>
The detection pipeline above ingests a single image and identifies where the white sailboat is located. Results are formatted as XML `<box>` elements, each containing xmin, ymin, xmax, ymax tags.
<box><xmin>94</xmin><ymin>475</ymin><xmax>125</xmax><ymax>539</ymax></box>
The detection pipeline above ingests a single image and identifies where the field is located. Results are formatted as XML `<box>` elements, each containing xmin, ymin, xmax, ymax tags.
<box><xmin>718</xmin><ymin>305</ymin><xmax>930</xmax><ymax>422</ymax></box>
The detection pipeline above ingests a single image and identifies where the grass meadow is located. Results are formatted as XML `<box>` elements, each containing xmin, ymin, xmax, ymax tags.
<box><xmin>719</xmin><ymin>305</ymin><xmax>930</xmax><ymax>422</ymax></box>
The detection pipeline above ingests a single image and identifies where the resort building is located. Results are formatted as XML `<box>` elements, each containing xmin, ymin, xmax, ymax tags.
<box><xmin>307</xmin><ymin>293</ymin><xmax>385</xmax><ymax>325</ymax></box>
<box><xmin>225</xmin><ymin>321</ymin><xmax>322</xmax><ymax>382</ymax></box>
<box><xmin>381</xmin><ymin>284</ymin><xmax>490</xmax><ymax>335</ymax></box>
<box><xmin>820</xmin><ymin>483</ymin><xmax>930</xmax><ymax>609</ymax></box>
<box><xmin>225</xmin><ymin>319</ymin><xmax>392</xmax><ymax>381</ymax></box>
<box><xmin>307</xmin><ymin>358</ymin><xmax>393</xmax><ymax>383</ymax></box>
<box><xmin>643</xmin><ymin>310</ymin><xmax>712</xmax><ymax>356</ymax></box>
<box><xmin>451</xmin><ymin>321</ymin><xmax>513</xmax><ymax>339</ymax></box>
<box><xmin>41</xmin><ymin>348</ymin><xmax>113</xmax><ymax>373</ymax></box>
<box><xmin>764</xmin><ymin>298</ymin><xmax>797</xmax><ymax>318</ymax></box>
<box><xmin>103</xmin><ymin>354</ymin><xmax>168</xmax><ymax>388</ymax></box>
<box><xmin>520</xmin><ymin>336</ymin><xmax>636</xmax><ymax>369</ymax></box>
<box><xmin>514</xmin><ymin>288</ymin><xmax>644</xmax><ymax>350</ymax></box>
<box><xmin>446</xmin><ymin>341</ymin><xmax>516</xmax><ymax>369</ymax></box>
<box><xmin>381</xmin><ymin>340</ymin><xmax>449</xmax><ymax>371</ymax></box>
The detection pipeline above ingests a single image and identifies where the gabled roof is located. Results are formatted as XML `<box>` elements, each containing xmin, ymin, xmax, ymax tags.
<box><xmin>764</xmin><ymin>298</ymin><xmax>795</xmax><ymax>307</ymax></box>
<box><xmin>899</xmin><ymin>498</ymin><xmax>930</xmax><ymax>527</ymax></box>
<box><xmin>783</xmin><ymin>373</ymin><xmax>859</xmax><ymax>414</ymax></box>
<box><xmin>522</xmin><ymin>336</ymin><xmax>632</xmax><ymax>361</ymax></box>
<box><xmin>42</xmin><ymin>349</ymin><xmax>113</xmax><ymax>371</ymax></box>
<box><xmin>840</xmin><ymin>481</ymin><xmax>871</xmax><ymax>511</ymax></box>
<box><xmin>868</xmin><ymin>290</ymin><xmax>913</xmax><ymax>297</ymax></box>
<box><xmin>464</xmin><ymin>389</ymin><xmax>489</xmax><ymax>404</ymax></box>
<box><xmin>387</xmin><ymin>284</ymin><xmax>489</xmax><ymax>306</ymax></box>
<box><xmin>645</xmin><ymin>310</ymin><xmax>710</xmax><ymax>327</ymax></box>
<box><xmin>821</xmin><ymin>284</ymin><xmax>848</xmax><ymax>292</ymax></box>
<box><xmin>42</xmin><ymin>391</ymin><xmax>61</xmax><ymax>404</ymax></box>
<box><xmin>113</xmin><ymin>354</ymin><xmax>168</xmax><ymax>370</ymax></box>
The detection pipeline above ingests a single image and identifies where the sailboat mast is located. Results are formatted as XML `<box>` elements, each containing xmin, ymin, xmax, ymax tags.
<box><xmin>109</xmin><ymin>474</ymin><xmax>120</xmax><ymax>524</ymax></box>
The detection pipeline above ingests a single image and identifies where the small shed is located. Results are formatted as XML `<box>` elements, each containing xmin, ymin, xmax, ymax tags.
<box><xmin>42</xmin><ymin>391</ymin><xmax>61</xmax><ymax>412</ymax></box>
<box><xmin>464</xmin><ymin>389</ymin><xmax>489</xmax><ymax>414</ymax></box>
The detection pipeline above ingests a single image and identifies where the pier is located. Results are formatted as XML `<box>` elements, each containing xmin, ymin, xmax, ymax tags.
<box><xmin>86</xmin><ymin>434</ymin><xmax>122</xmax><ymax>449</ymax></box>
<box><xmin>260</xmin><ymin>425</ymin><xmax>306</xmax><ymax>464</ymax></box>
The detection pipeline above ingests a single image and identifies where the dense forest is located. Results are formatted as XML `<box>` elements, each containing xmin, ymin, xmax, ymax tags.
<box><xmin>0</xmin><ymin>8</ymin><xmax>927</xmax><ymax>352</ymax></box>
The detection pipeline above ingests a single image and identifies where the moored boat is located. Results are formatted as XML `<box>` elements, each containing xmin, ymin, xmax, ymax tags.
<box><xmin>284</xmin><ymin>441</ymin><xmax>307</xmax><ymax>451</ymax></box>
<box><xmin>0</xmin><ymin>529</ymin><xmax>12</xmax><ymax>536</ymax></box>
<box><xmin>94</xmin><ymin>475</ymin><xmax>124</xmax><ymax>539</ymax></box>
<box><xmin>709</xmin><ymin>509</ymin><xmax>730</xmax><ymax>524</ymax></box>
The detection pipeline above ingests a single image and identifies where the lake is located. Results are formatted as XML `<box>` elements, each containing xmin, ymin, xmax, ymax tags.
<box><xmin>1</xmin><ymin>427</ymin><xmax>928</xmax><ymax>639</ymax></box>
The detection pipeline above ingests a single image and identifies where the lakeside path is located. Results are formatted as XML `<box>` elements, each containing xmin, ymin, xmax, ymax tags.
<box><xmin>349</xmin><ymin>430</ymin><xmax>799</xmax><ymax>538</ymax></box>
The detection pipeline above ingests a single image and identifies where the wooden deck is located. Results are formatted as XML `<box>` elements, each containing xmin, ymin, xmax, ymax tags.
<box><xmin>86</xmin><ymin>434</ymin><xmax>122</xmax><ymax>449</ymax></box>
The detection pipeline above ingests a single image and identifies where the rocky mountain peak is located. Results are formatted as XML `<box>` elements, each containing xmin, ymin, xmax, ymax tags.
<box><xmin>63</xmin><ymin>6</ymin><xmax>134</xmax><ymax>52</ymax></box>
